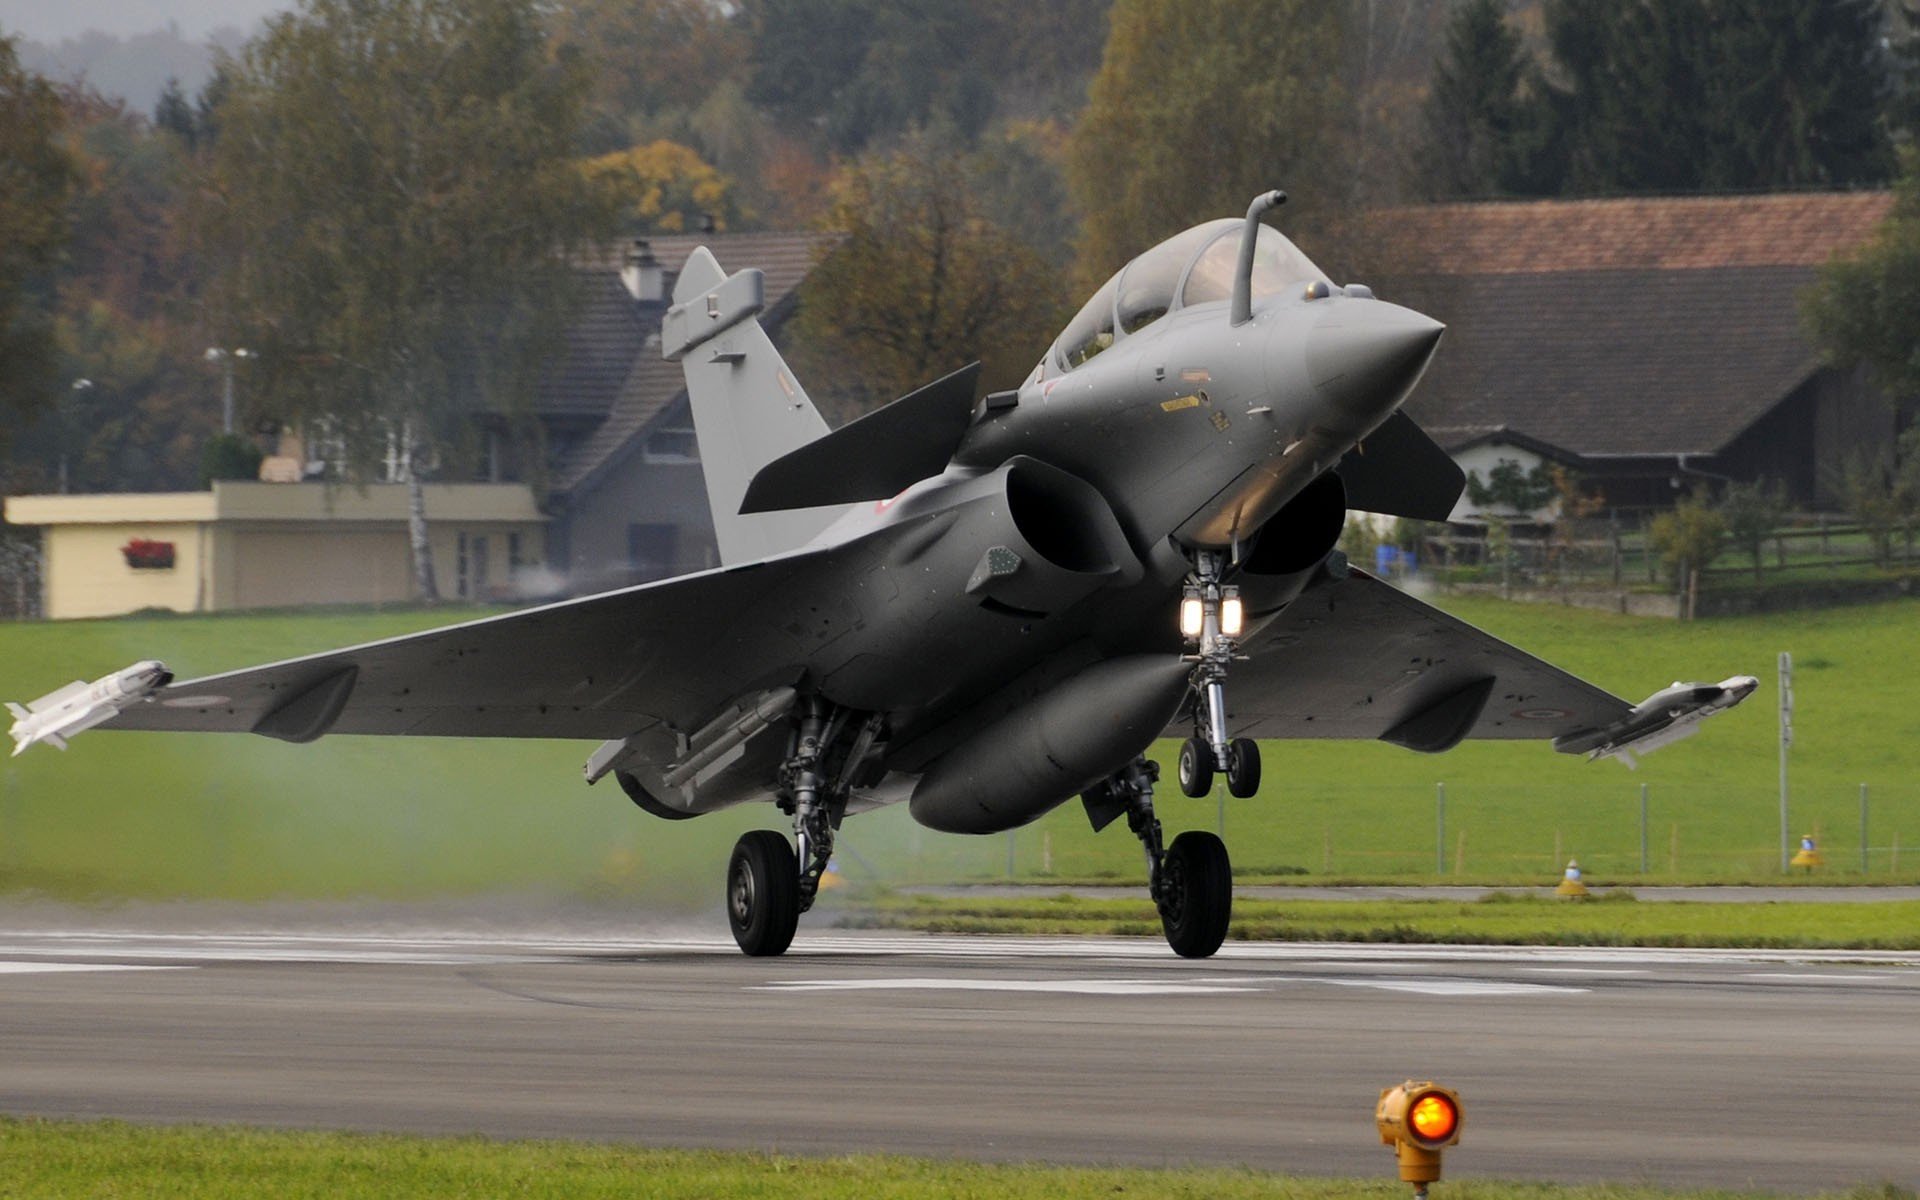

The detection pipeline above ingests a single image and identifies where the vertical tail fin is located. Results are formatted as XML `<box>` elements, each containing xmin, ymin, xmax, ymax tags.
<box><xmin>664</xmin><ymin>247</ymin><xmax>853</xmax><ymax>565</ymax></box>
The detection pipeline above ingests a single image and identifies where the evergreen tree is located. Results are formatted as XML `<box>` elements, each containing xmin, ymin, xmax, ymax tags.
<box><xmin>1540</xmin><ymin>0</ymin><xmax>1892</xmax><ymax>195</ymax></box>
<box><xmin>1413</xmin><ymin>0</ymin><xmax>1528</xmax><ymax>199</ymax></box>
<box><xmin>153</xmin><ymin>78</ymin><xmax>197</xmax><ymax>148</ymax></box>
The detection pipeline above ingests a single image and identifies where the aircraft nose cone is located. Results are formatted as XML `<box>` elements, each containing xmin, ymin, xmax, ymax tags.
<box><xmin>1306</xmin><ymin>300</ymin><xmax>1444</xmax><ymax>417</ymax></box>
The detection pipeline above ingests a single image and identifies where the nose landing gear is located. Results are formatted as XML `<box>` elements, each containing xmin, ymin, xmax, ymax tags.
<box><xmin>1178</xmin><ymin>550</ymin><xmax>1261</xmax><ymax>799</ymax></box>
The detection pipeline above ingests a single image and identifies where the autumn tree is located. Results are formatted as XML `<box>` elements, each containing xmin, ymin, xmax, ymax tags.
<box><xmin>0</xmin><ymin>37</ymin><xmax>78</xmax><ymax>456</ymax></box>
<box><xmin>1066</xmin><ymin>0</ymin><xmax>1351</xmax><ymax>287</ymax></box>
<box><xmin>546</xmin><ymin>0</ymin><xmax>749</xmax><ymax>151</ymax></box>
<box><xmin>583</xmin><ymin>140</ymin><xmax>739</xmax><ymax>233</ymax></box>
<box><xmin>789</xmin><ymin>136</ymin><xmax>1069</xmax><ymax>426</ymax></box>
<box><xmin>201</xmin><ymin>0</ymin><xmax>615</xmax><ymax>600</ymax></box>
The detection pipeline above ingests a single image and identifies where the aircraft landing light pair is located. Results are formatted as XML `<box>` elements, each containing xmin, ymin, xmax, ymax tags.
<box><xmin>5</xmin><ymin>191</ymin><xmax>1755</xmax><ymax>958</ymax></box>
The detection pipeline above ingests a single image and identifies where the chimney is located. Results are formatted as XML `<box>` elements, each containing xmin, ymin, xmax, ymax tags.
<box><xmin>620</xmin><ymin>238</ymin><xmax>666</xmax><ymax>303</ymax></box>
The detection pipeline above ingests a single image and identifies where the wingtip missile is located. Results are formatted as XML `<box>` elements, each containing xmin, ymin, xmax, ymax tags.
<box><xmin>6</xmin><ymin>660</ymin><xmax>172</xmax><ymax>757</ymax></box>
<box><xmin>1553</xmin><ymin>674</ymin><xmax>1759</xmax><ymax>765</ymax></box>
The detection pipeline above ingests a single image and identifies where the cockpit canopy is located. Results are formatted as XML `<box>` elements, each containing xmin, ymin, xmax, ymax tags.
<box><xmin>1050</xmin><ymin>218</ymin><xmax>1327</xmax><ymax>373</ymax></box>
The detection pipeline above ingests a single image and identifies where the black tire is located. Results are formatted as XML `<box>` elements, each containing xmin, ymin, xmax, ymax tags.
<box><xmin>1177</xmin><ymin>736</ymin><xmax>1213</xmax><ymax>797</ymax></box>
<box><xmin>1159</xmin><ymin>830</ymin><xmax>1232</xmax><ymax>958</ymax></box>
<box><xmin>727</xmin><ymin>830</ymin><xmax>800</xmax><ymax>957</ymax></box>
<box><xmin>1225</xmin><ymin>737</ymin><xmax>1262</xmax><ymax>798</ymax></box>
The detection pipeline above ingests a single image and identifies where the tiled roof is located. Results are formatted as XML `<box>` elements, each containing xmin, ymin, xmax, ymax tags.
<box><xmin>550</xmin><ymin>231</ymin><xmax>838</xmax><ymax>496</ymax></box>
<box><xmin>1377</xmin><ymin>192</ymin><xmax>1891</xmax><ymax>459</ymax></box>
<box><xmin>534</xmin><ymin>272</ymin><xmax>648</xmax><ymax>419</ymax></box>
<box><xmin>1378</xmin><ymin>191</ymin><xmax>1892</xmax><ymax>275</ymax></box>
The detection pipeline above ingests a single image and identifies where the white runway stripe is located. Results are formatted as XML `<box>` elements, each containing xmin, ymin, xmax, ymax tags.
<box><xmin>755</xmin><ymin>977</ymin><xmax>1258</xmax><ymax>996</ymax></box>
<box><xmin>0</xmin><ymin>962</ymin><xmax>192</xmax><ymax>975</ymax></box>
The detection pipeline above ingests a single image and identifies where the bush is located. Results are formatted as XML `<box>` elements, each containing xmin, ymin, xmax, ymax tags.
<box><xmin>200</xmin><ymin>434</ymin><xmax>262</xmax><ymax>486</ymax></box>
<box><xmin>1648</xmin><ymin>496</ymin><xmax>1726</xmax><ymax>586</ymax></box>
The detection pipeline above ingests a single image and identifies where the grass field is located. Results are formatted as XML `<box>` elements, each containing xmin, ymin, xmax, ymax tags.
<box><xmin>0</xmin><ymin>1118</ymin><xmax>1904</xmax><ymax>1200</ymax></box>
<box><xmin>0</xmin><ymin>595</ymin><xmax>1916</xmax><ymax>902</ymax></box>
<box><xmin>845</xmin><ymin>891</ymin><xmax>1920</xmax><ymax>949</ymax></box>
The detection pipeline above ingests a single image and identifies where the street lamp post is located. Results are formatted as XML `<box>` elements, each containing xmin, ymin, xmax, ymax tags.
<box><xmin>61</xmin><ymin>378</ymin><xmax>93</xmax><ymax>494</ymax></box>
<box><xmin>204</xmin><ymin>346</ymin><xmax>252</xmax><ymax>434</ymax></box>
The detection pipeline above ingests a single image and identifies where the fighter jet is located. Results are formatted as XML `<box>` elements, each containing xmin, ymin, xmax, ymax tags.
<box><xmin>7</xmin><ymin>193</ymin><xmax>1754</xmax><ymax>958</ymax></box>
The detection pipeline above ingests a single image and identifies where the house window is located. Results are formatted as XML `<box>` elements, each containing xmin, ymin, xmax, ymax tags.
<box><xmin>643</xmin><ymin>421</ymin><xmax>699</xmax><ymax>463</ymax></box>
<box><xmin>456</xmin><ymin>532</ymin><xmax>469</xmax><ymax>599</ymax></box>
<box><xmin>628</xmin><ymin>523</ymin><xmax>678</xmax><ymax>581</ymax></box>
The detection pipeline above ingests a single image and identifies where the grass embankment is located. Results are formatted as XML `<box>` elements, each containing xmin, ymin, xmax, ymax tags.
<box><xmin>845</xmin><ymin>891</ymin><xmax>1920</xmax><ymax>950</ymax></box>
<box><xmin>0</xmin><ymin>1119</ymin><xmax>1901</xmax><ymax>1200</ymax></box>
<box><xmin>0</xmin><ymin>596</ymin><xmax>1915</xmax><ymax>900</ymax></box>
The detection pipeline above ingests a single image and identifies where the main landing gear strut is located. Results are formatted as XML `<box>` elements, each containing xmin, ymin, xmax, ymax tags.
<box><xmin>1176</xmin><ymin>550</ymin><xmax>1261</xmax><ymax>800</ymax></box>
<box><xmin>727</xmin><ymin>700</ymin><xmax>883</xmax><ymax>956</ymax></box>
<box><xmin>1085</xmin><ymin>756</ymin><xmax>1232</xmax><ymax>957</ymax></box>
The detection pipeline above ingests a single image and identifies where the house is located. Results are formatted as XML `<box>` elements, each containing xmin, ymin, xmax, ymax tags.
<box><xmin>1368</xmin><ymin>192</ymin><xmax>1900</xmax><ymax>517</ymax></box>
<box><xmin>535</xmin><ymin>232</ymin><xmax>836</xmax><ymax>595</ymax></box>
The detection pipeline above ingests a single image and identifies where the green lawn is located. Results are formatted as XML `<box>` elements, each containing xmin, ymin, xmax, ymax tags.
<box><xmin>0</xmin><ymin>596</ymin><xmax>1915</xmax><ymax>901</ymax></box>
<box><xmin>0</xmin><ymin>1118</ymin><xmax>1898</xmax><ymax>1200</ymax></box>
<box><xmin>846</xmin><ymin>891</ymin><xmax>1920</xmax><ymax>949</ymax></box>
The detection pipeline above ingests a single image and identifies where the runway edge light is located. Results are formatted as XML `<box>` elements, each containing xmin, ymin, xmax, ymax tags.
<box><xmin>1375</xmin><ymin>1080</ymin><xmax>1462</xmax><ymax>1198</ymax></box>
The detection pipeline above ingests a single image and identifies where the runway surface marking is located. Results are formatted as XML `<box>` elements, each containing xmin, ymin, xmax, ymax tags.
<box><xmin>755</xmin><ymin>977</ymin><xmax>1259</xmax><ymax>996</ymax></box>
<box><xmin>0</xmin><ymin>962</ymin><xmax>193</xmax><ymax>975</ymax></box>
<box><xmin>1519</xmin><ymin>966</ymin><xmax>1648</xmax><ymax>976</ymax></box>
<box><xmin>1740</xmin><ymin>971</ymin><xmax>1899</xmax><ymax>982</ymax></box>
<box><xmin>1</xmin><ymin>929</ymin><xmax>1919</xmax><ymax>972</ymax></box>
<box><xmin>1305</xmin><ymin>976</ymin><xmax>1588</xmax><ymax>996</ymax></box>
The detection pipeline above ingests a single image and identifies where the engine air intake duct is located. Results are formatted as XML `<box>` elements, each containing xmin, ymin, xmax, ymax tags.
<box><xmin>946</xmin><ymin>457</ymin><xmax>1139</xmax><ymax>615</ymax></box>
<box><xmin>909</xmin><ymin>655</ymin><xmax>1191</xmax><ymax>834</ymax></box>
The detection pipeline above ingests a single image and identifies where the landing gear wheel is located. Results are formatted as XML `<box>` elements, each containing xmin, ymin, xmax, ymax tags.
<box><xmin>727</xmin><ymin>830</ymin><xmax>800</xmax><ymax>957</ymax></box>
<box><xmin>1225</xmin><ymin>738</ymin><xmax>1262</xmax><ymax>798</ymax></box>
<box><xmin>1177</xmin><ymin>736</ymin><xmax>1213</xmax><ymax>798</ymax></box>
<box><xmin>1159</xmin><ymin>830</ymin><xmax>1232</xmax><ymax>958</ymax></box>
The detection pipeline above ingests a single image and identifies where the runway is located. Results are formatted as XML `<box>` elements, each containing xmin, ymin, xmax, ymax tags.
<box><xmin>2</xmin><ymin>914</ymin><xmax>1917</xmax><ymax>1193</ymax></box>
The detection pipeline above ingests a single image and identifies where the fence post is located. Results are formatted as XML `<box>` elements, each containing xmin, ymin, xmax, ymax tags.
<box><xmin>1640</xmin><ymin>783</ymin><xmax>1649</xmax><ymax>874</ymax></box>
<box><xmin>1860</xmin><ymin>783</ymin><xmax>1869</xmax><ymax>874</ymax></box>
<box><xmin>1006</xmin><ymin>830</ymin><xmax>1016</xmax><ymax>879</ymax></box>
<box><xmin>1436</xmin><ymin>782</ymin><xmax>1446</xmax><ymax>876</ymax></box>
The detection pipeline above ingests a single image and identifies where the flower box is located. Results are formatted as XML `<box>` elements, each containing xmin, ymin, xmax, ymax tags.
<box><xmin>122</xmin><ymin>539</ymin><xmax>176</xmax><ymax>570</ymax></box>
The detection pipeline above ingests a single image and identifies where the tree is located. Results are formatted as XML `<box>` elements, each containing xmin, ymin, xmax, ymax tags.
<box><xmin>0</xmin><ymin>37</ymin><xmax>78</xmax><ymax>457</ymax></box>
<box><xmin>1464</xmin><ymin>458</ymin><xmax>1555</xmax><ymax>516</ymax></box>
<box><xmin>788</xmin><ymin>135</ymin><xmax>1069</xmax><ymax>426</ymax></box>
<box><xmin>1412</xmin><ymin>0</ymin><xmax>1528</xmax><ymax>199</ymax></box>
<box><xmin>1804</xmin><ymin>152</ymin><xmax>1920</xmax><ymax>402</ymax></box>
<box><xmin>546</xmin><ymin>0</ymin><xmax>749</xmax><ymax>151</ymax></box>
<box><xmin>584</xmin><ymin>140</ymin><xmax>740</xmax><ymax>233</ymax></box>
<box><xmin>201</xmin><ymin>0</ymin><xmax>614</xmax><ymax>600</ymax></box>
<box><xmin>1717</xmin><ymin>478</ymin><xmax>1788</xmax><ymax>583</ymax></box>
<box><xmin>1539</xmin><ymin>0</ymin><xmax>1891</xmax><ymax>196</ymax></box>
<box><xmin>1067</xmin><ymin>0</ymin><xmax>1351</xmax><ymax>287</ymax></box>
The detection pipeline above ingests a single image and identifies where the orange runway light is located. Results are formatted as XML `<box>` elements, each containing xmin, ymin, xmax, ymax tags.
<box><xmin>1375</xmin><ymin>1080</ymin><xmax>1463</xmax><ymax>1197</ymax></box>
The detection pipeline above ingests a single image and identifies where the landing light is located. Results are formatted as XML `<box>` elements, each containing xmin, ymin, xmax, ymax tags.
<box><xmin>1179</xmin><ymin>591</ymin><xmax>1204</xmax><ymax>638</ymax></box>
<box><xmin>1220</xmin><ymin>591</ymin><xmax>1244</xmax><ymax>638</ymax></box>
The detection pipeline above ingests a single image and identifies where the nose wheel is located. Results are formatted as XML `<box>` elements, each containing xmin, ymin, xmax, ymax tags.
<box><xmin>1180</xmin><ymin>551</ymin><xmax>1261</xmax><ymax>798</ymax></box>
